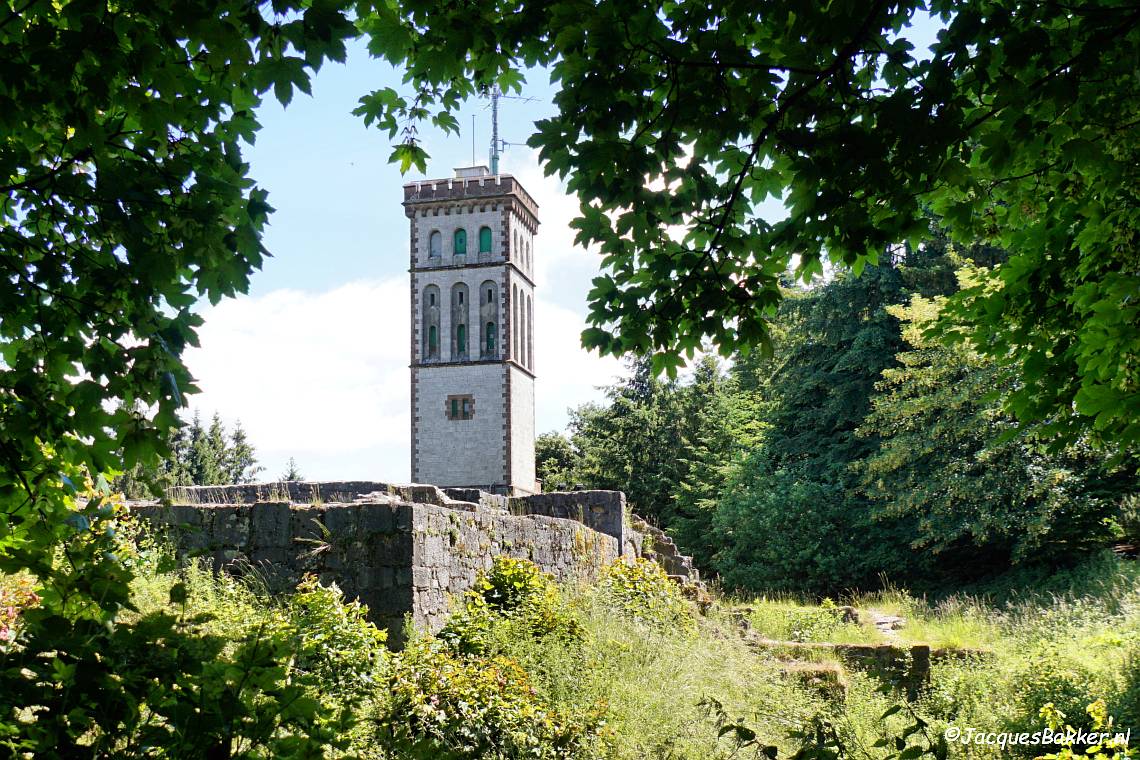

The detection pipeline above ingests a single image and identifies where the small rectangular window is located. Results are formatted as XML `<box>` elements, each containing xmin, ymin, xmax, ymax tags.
<box><xmin>445</xmin><ymin>394</ymin><xmax>475</xmax><ymax>420</ymax></box>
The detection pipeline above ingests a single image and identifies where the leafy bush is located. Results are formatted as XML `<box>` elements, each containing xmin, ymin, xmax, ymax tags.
<box><xmin>439</xmin><ymin>556</ymin><xmax>583</xmax><ymax>655</ymax></box>
<box><xmin>476</xmin><ymin>555</ymin><xmax>556</xmax><ymax>613</ymax></box>
<box><xmin>598</xmin><ymin>558</ymin><xmax>694</xmax><ymax>631</ymax></box>
<box><xmin>1010</xmin><ymin>647</ymin><xmax>1104</xmax><ymax>735</ymax></box>
<box><xmin>375</xmin><ymin>639</ymin><xmax>609</xmax><ymax>759</ymax></box>
<box><xmin>0</xmin><ymin>576</ymin><xmax>39</xmax><ymax>649</ymax></box>
<box><xmin>286</xmin><ymin>574</ymin><xmax>388</xmax><ymax>703</ymax></box>
<box><xmin>1039</xmin><ymin>700</ymin><xmax>1133</xmax><ymax>760</ymax></box>
<box><xmin>0</xmin><ymin>488</ymin><xmax>358</xmax><ymax>757</ymax></box>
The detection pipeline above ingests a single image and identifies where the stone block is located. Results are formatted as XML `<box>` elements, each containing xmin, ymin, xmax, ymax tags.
<box><xmin>250</xmin><ymin>502</ymin><xmax>291</xmax><ymax>547</ymax></box>
<box><xmin>290</xmin><ymin>507</ymin><xmax>323</xmax><ymax>541</ymax></box>
<box><xmin>359</xmin><ymin>503</ymin><xmax>394</xmax><ymax>534</ymax></box>
<box><xmin>359</xmin><ymin>565</ymin><xmax>396</xmax><ymax>590</ymax></box>
<box><xmin>421</xmin><ymin>534</ymin><xmax>447</xmax><ymax>566</ymax></box>
<box><xmin>411</xmin><ymin>565</ymin><xmax>433</xmax><ymax>589</ymax></box>
<box><xmin>395</xmin><ymin>505</ymin><xmax>413</xmax><ymax>531</ymax></box>
<box><xmin>211</xmin><ymin>547</ymin><xmax>245</xmax><ymax>570</ymax></box>
<box><xmin>211</xmin><ymin>507</ymin><xmax>250</xmax><ymax>547</ymax></box>
<box><xmin>324</xmin><ymin>504</ymin><xmax>358</xmax><ymax>537</ymax></box>
<box><xmin>249</xmin><ymin>546</ymin><xmax>293</xmax><ymax>567</ymax></box>
<box><xmin>324</xmin><ymin>548</ymin><xmax>348</xmax><ymax>571</ymax></box>
<box><xmin>359</xmin><ymin>589</ymin><xmax>411</xmax><ymax>616</ymax></box>
<box><xmin>369</xmin><ymin>533</ymin><xmax>412</xmax><ymax>565</ymax></box>
<box><xmin>167</xmin><ymin>504</ymin><xmax>205</xmax><ymax>528</ymax></box>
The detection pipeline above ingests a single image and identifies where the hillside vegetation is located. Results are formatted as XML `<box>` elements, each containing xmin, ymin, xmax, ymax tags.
<box><xmin>5</xmin><ymin>521</ymin><xmax>1132</xmax><ymax>758</ymax></box>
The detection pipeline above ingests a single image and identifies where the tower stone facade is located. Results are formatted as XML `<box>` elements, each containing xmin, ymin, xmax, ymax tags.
<box><xmin>404</xmin><ymin>166</ymin><xmax>538</xmax><ymax>495</ymax></box>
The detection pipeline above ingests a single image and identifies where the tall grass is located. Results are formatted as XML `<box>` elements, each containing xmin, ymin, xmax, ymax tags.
<box><xmin>105</xmin><ymin>529</ymin><xmax>1140</xmax><ymax>759</ymax></box>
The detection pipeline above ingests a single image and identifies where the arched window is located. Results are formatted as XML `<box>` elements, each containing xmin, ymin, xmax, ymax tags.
<box><xmin>526</xmin><ymin>294</ymin><xmax>533</xmax><ymax>369</ymax></box>
<box><xmin>479</xmin><ymin>226</ymin><xmax>492</xmax><ymax>254</ymax></box>
<box><xmin>422</xmin><ymin>284</ymin><xmax>441</xmax><ymax>360</ymax></box>
<box><xmin>479</xmin><ymin>280</ymin><xmax>498</xmax><ymax>359</ymax></box>
<box><xmin>522</xmin><ymin>293</ymin><xmax>529</xmax><ymax>367</ymax></box>
<box><xmin>453</xmin><ymin>228</ymin><xmax>467</xmax><ymax>256</ymax></box>
<box><xmin>525</xmin><ymin>240</ymin><xmax>531</xmax><ymax>271</ymax></box>
<box><xmin>451</xmin><ymin>282</ymin><xmax>469</xmax><ymax>360</ymax></box>
<box><xmin>513</xmin><ymin>285</ymin><xmax>520</xmax><ymax>359</ymax></box>
<box><xmin>428</xmin><ymin>230</ymin><xmax>442</xmax><ymax>259</ymax></box>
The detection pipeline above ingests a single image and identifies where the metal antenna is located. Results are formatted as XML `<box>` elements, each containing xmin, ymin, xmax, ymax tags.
<box><xmin>490</xmin><ymin>85</ymin><xmax>500</xmax><ymax>174</ymax></box>
<box><xmin>486</xmin><ymin>84</ymin><xmax>538</xmax><ymax>174</ymax></box>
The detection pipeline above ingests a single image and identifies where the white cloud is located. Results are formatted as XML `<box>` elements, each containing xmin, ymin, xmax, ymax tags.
<box><xmin>185</xmin><ymin>277</ymin><xmax>624</xmax><ymax>482</ymax></box>
<box><xmin>185</xmin><ymin>279</ymin><xmax>411</xmax><ymax>481</ymax></box>
<box><xmin>534</xmin><ymin>299</ymin><xmax>625</xmax><ymax>435</ymax></box>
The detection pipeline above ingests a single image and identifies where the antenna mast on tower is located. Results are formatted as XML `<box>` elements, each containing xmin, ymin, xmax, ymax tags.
<box><xmin>490</xmin><ymin>85</ymin><xmax>501</xmax><ymax>174</ymax></box>
<box><xmin>485</xmin><ymin>84</ymin><xmax>536</xmax><ymax>175</ymax></box>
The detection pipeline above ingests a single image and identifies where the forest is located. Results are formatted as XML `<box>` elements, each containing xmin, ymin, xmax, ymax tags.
<box><xmin>537</xmin><ymin>233</ymin><xmax>1139</xmax><ymax>596</ymax></box>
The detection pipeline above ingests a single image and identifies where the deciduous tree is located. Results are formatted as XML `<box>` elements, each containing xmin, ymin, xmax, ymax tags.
<box><xmin>360</xmin><ymin>0</ymin><xmax>1140</xmax><ymax>450</ymax></box>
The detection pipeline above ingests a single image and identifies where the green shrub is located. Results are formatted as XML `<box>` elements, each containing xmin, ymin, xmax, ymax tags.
<box><xmin>1108</xmin><ymin>648</ymin><xmax>1140</xmax><ymax>729</ymax></box>
<box><xmin>375</xmin><ymin>639</ymin><xmax>609</xmax><ymax>759</ymax></box>
<box><xmin>598</xmin><ymin>558</ymin><xmax>694</xmax><ymax>631</ymax></box>
<box><xmin>286</xmin><ymin>574</ymin><xmax>388</xmax><ymax>703</ymax></box>
<box><xmin>475</xmin><ymin>555</ymin><xmax>555</xmax><ymax>613</ymax></box>
<box><xmin>1039</xmin><ymin>699</ymin><xmax>1133</xmax><ymax>760</ymax></box>
<box><xmin>0</xmin><ymin>576</ymin><xmax>39</xmax><ymax>650</ymax></box>
<box><xmin>439</xmin><ymin>556</ymin><xmax>583</xmax><ymax>655</ymax></box>
<box><xmin>1009</xmin><ymin>647</ymin><xmax>1104</xmax><ymax>736</ymax></box>
<box><xmin>0</xmin><ymin>493</ymin><xmax>359</xmax><ymax>757</ymax></box>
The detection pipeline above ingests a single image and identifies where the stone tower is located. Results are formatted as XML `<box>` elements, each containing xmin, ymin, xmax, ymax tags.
<box><xmin>404</xmin><ymin>166</ymin><xmax>538</xmax><ymax>495</ymax></box>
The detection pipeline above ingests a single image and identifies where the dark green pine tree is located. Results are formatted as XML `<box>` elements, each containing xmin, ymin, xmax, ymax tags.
<box><xmin>711</xmin><ymin>261</ymin><xmax>924</xmax><ymax>594</ymax></box>
<box><xmin>280</xmin><ymin>457</ymin><xmax>303</xmax><ymax>481</ymax></box>
<box><xmin>224</xmin><ymin>421</ymin><xmax>263</xmax><ymax>483</ymax></box>
<box><xmin>859</xmin><ymin>291</ymin><xmax>1136</xmax><ymax>571</ymax></box>
<box><xmin>115</xmin><ymin>411</ymin><xmax>263</xmax><ymax>496</ymax></box>
<box><xmin>666</xmin><ymin>355</ymin><xmax>744</xmax><ymax>569</ymax></box>
<box><xmin>710</xmin><ymin>233</ymin><xmax>1019</xmax><ymax>594</ymax></box>
<box><xmin>569</xmin><ymin>356</ymin><xmax>686</xmax><ymax>522</ymax></box>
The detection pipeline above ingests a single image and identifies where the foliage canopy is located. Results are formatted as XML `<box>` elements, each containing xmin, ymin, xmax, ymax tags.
<box><xmin>360</xmin><ymin>0</ymin><xmax>1140</xmax><ymax>449</ymax></box>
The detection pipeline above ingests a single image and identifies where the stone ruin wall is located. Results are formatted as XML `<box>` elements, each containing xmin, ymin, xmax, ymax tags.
<box><xmin>132</xmin><ymin>481</ymin><xmax>698</xmax><ymax>641</ymax></box>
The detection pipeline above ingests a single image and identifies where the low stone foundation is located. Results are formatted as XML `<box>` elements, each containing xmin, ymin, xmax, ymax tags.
<box><xmin>132</xmin><ymin>481</ymin><xmax>697</xmax><ymax>641</ymax></box>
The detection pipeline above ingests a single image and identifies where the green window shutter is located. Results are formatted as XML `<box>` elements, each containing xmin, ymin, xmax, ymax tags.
<box><xmin>457</xmin><ymin>324</ymin><xmax>466</xmax><ymax>352</ymax></box>
<box><xmin>454</xmin><ymin>229</ymin><xmax>466</xmax><ymax>255</ymax></box>
<box><xmin>486</xmin><ymin>322</ymin><xmax>496</xmax><ymax>351</ymax></box>
<box><xmin>479</xmin><ymin>226</ymin><xmax>492</xmax><ymax>253</ymax></box>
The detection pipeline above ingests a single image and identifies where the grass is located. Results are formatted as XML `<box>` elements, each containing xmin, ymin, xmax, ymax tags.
<box><xmin>12</xmin><ymin>526</ymin><xmax>1140</xmax><ymax>759</ymax></box>
<box><xmin>489</xmin><ymin>593</ymin><xmax>830</xmax><ymax>760</ymax></box>
<box><xmin>742</xmin><ymin>597</ymin><xmax>887</xmax><ymax>644</ymax></box>
<box><xmin>723</xmin><ymin>552</ymin><xmax>1140</xmax><ymax>757</ymax></box>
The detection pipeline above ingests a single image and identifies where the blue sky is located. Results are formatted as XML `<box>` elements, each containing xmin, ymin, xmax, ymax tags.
<box><xmin>183</xmin><ymin>14</ymin><xmax>945</xmax><ymax>482</ymax></box>
<box><xmin>184</xmin><ymin>45</ymin><xmax>624</xmax><ymax>482</ymax></box>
